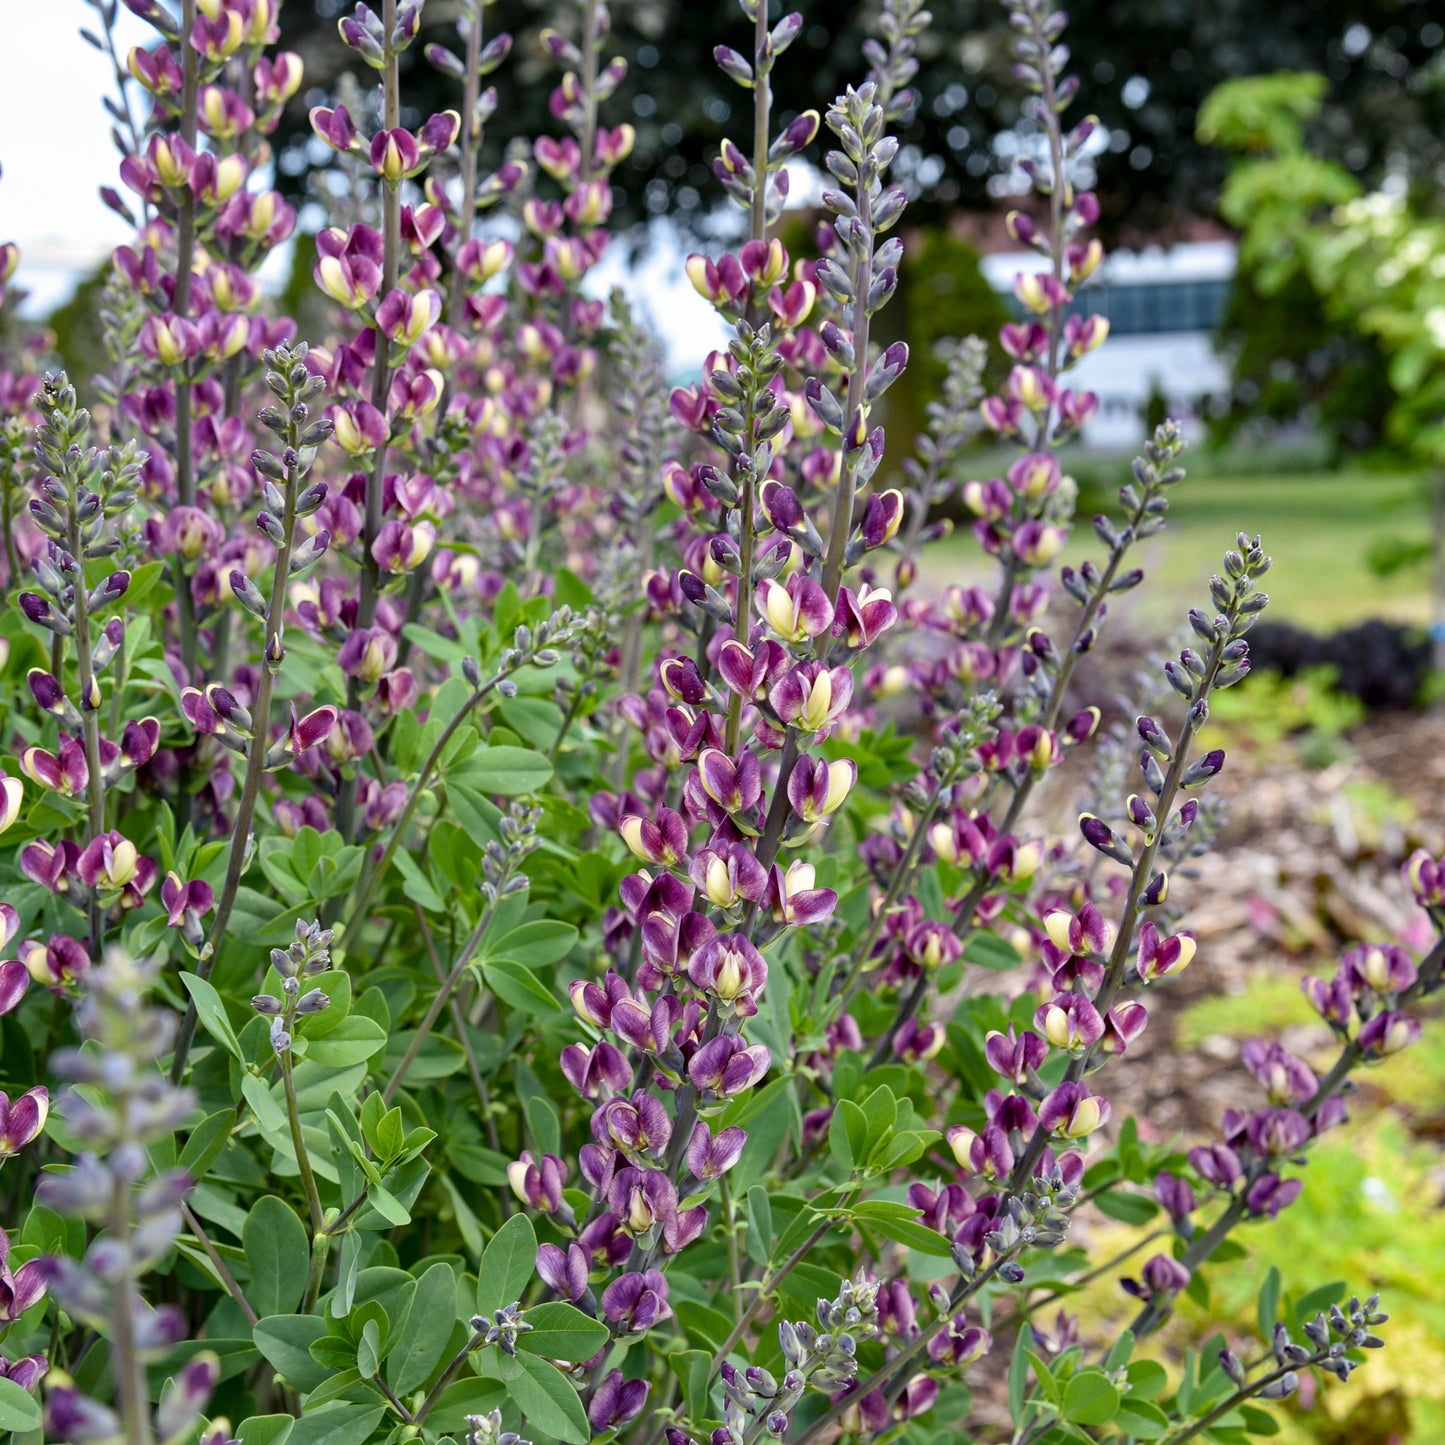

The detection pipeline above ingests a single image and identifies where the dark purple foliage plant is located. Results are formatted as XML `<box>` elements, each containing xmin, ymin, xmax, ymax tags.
<box><xmin>0</xmin><ymin>0</ymin><xmax>1432</xmax><ymax>1441</ymax></box>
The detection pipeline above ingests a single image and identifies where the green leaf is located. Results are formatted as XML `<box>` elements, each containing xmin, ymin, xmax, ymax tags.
<box><xmin>852</xmin><ymin>1208</ymin><xmax>952</xmax><ymax>1257</ymax></box>
<box><xmin>515</xmin><ymin>1301</ymin><xmax>610</xmax><ymax>1363</ymax></box>
<box><xmin>1257</xmin><ymin>1265</ymin><xmax>1282</xmax><ymax>1339</ymax></box>
<box><xmin>357</xmin><ymin>1318</ymin><xmax>381</xmax><ymax>1379</ymax></box>
<box><xmin>367</xmin><ymin>1183</ymin><xmax>411</xmax><ymax>1227</ymax></box>
<box><xmin>0</xmin><ymin>1376</ymin><xmax>41</xmax><ymax>1432</ymax></box>
<box><xmin>1238</xmin><ymin>1403</ymin><xmax>1282</xmax><ymax>1435</ymax></box>
<box><xmin>509</xmin><ymin>1352</ymin><xmax>590</xmax><ymax>1444</ymax></box>
<box><xmin>180</xmin><ymin>972</ymin><xmax>243</xmax><ymax>1059</ymax></box>
<box><xmin>294</xmin><ymin>971</ymin><xmax>352</xmax><ymax>1040</ymax></box>
<box><xmin>476</xmin><ymin>1212</ymin><xmax>537</xmax><ymax>1317</ymax></box>
<box><xmin>235</xmin><ymin>1417</ymin><xmax>294</xmax><ymax>1445</ymax></box>
<box><xmin>488</xmin><ymin>920</ymin><xmax>578</xmax><ymax>967</ymax></box>
<box><xmin>482</xmin><ymin>958</ymin><xmax>563</xmax><ymax>1014</ymax></box>
<box><xmin>1009</xmin><ymin>1324</ymin><xmax>1033</xmax><ymax>1422</ymax></box>
<box><xmin>671</xmin><ymin>1348</ymin><xmax>711</xmax><ymax>1424</ymax></box>
<box><xmin>1114</xmin><ymin>1399</ymin><xmax>1171</xmax><ymax>1438</ymax></box>
<box><xmin>302</xmin><ymin>1016</ymin><xmax>388</xmax><ymax>1068</ymax></box>
<box><xmin>422</xmin><ymin>1377</ymin><xmax>508</xmax><ymax>1434</ymax></box>
<box><xmin>452</xmin><ymin>746</ymin><xmax>554</xmax><ymax>796</ymax></box>
<box><xmin>1126</xmin><ymin>1360</ymin><xmax>1169</xmax><ymax>1400</ymax></box>
<box><xmin>393</xmin><ymin>848</ymin><xmax>447</xmax><ymax>912</ymax></box>
<box><xmin>1062</xmin><ymin>1370</ymin><xmax>1120</xmax><ymax>1425</ymax></box>
<box><xmin>244</xmin><ymin>1197</ymin><xmax>310</xmax><ymax>1317</ymax></box>
<box><xmin>388</xmin><ymin>1262</ymin><xmax>459</xmax><ymax>1393</ymax></box>
<box><xmin>242</xmin><ymin>1074</ymin><xmax>288</xmax><ymax>1135</ymax></box>
<box><xmin>284</xmin><ymin>1404</ymin><xmax>386</xmax><ymax>1445</ymax></box>
<box><xmin>745</xmin><ymin>1186</ymin><xmax>772</xmax><ymax>1267</ymax></box>
<box><xmin>253</xmin><ymin>1315</ymin><xmax>331</xmax><ymax>1392</ymax></box>
<box><xmin>962</xmin><ymin>932</ymin><xmax>1021</xmax><ymax>970</ymax></box>
<box><xmin>178</xmin><ymin>1108</ymin><xmax>234</xmax><ymax>1179</ymax></box>
<box><xmin>1093</xmin><ymin>1189</ymin><xmax>1160</xmax><ymax>1226</ymax></box>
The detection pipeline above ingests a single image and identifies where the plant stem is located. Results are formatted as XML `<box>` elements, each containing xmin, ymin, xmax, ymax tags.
<box><xmin>356</xmin><ymin>0</ymin><xmax>402</xmax><ymax>637</ymax></box>
<box><xmin>1005</xmin><ymin>632</ymin><xmax>1229</xmax><ymax>1194</ymax></box>
<box><xmin>182</xmin><ymin>1199</ymin><xmax>259</xmax><ymax>1326</ymax></box>
<box><xmin>280</xmin><ymin>1047</ymin><xmax>326</xmax><ymax>1236</ymax></box>
<box><xmin>171</xmin><ymin>435</ymin><xmax>301</xmax><ymax>1084</ymax></box>
<box><xmin>1158</xmin><ymin>1356</ymin><xmax>1326</xmax><ymax>1445</ymax></box>
<box><xmin>345</xmin><ymin>666</ymin><xmax>513</xmax><ymax>934</ymax></box>
<box><xmin>708</xmin><ymin>1216</ymin><xmax>834</xmax><ymax>1376</ymax></box>
<box><xmin>818</xmin><ymin>189</ymin><xmax>874</xmax><ymax>606</ymax></box>
<box><xmin>445</xmin><ymin>0</ymin><xmax>486</xmax><ymax>329</ymax></box>
<box><xmin>111</xmin><ymin>1176</ymin><xmax>155</xmax><ymax>1445</ymax></box>
<box><xmin>67</xmin><ymin>493</ymin><xmax>107</xmax><ymax>957</ymax></box>
<box><xmin>577</xmin><ymin>0</ymin><xmax>599</xmax><ymax>183</ymax></box>
<box><xmin>415</xmin><ymin>901</ymin><xmax>495</xmax><ymax>1124</ymax></box>
<box><xmin>382</xmin><ymin>899</ymin><xmax>497</xmax><ymax>1104</ymax></box>
<box><xmin>171</xmin><ymin>0</ymin><xmax>201</xmax><ymax>680</ymax></box>
<box><xmin>412</xmin><ymin>1326</ymin><xmax>489</xmax><ymax>1427</ymax></box>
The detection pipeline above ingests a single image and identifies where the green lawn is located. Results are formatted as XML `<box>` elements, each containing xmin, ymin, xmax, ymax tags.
<box><xmin>921</xmin><ymin>467</ymin><xmax>1432</xmax><ymax>631</ymax></box>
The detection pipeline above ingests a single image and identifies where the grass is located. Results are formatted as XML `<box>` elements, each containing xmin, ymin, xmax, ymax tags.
<box><xmin>922</xmin><ymin>464</ymin><xmax>1432</xmax><ymax>631</ymax></box>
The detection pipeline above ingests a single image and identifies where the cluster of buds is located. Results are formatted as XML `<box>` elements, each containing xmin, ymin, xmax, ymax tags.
<box><xmin>1218</xmin><ymin>1294</ymin><xmax>1387</xmax><ymax>1402</ymax></box>
<box><xmin>250</xmin><ymin>919</ymin><xmax>334</xmax><ymax>1053</ymax></box>
<box><xmin>35</xmin><ymin>951</ymin><xmax>224</xmax><ymax>1442</ymax></box>
<box><xmin>465</xmin><ymin>1408</ymin><xmax>532</xmax><ymax>1445</ymax></box>
<box><xmin>708</xmin><ymin>1276</ymin><xmax>881</xmax><ymax>1445</ymax></box>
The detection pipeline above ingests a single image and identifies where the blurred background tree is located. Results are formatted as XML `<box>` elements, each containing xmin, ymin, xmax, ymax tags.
<box><xmin>272</xmin><ymin>0</ymin><xmax>1445</xmax><ymax>240</ymax></box>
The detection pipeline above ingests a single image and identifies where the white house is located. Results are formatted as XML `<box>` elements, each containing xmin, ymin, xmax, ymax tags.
<box><xmin>979</xmin><ymin>240</ymin><xmax>1238</xmax><ymax>450</ymax></box>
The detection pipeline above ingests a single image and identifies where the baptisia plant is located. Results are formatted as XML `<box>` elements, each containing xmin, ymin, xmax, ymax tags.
<box><xmin>0</xmin><ymin>0</ymin><xmax>1433</xmax><ymax>1440</ymax></box>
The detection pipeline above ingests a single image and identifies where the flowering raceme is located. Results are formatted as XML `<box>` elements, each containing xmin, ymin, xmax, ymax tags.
<box><xmin>0</xmin><ymin>0</ymin><xmax>1433</xmax><ymax>1439</ymax></box>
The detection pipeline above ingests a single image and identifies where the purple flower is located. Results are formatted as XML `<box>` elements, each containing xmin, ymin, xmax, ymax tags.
<box><xmin>689</xmin><ymin>842</ymin><xmax>767</xmax><ymax>911</ymax></box>
<box><xmin>762</xmin><ymin>861</ymin><xmax>837</xmax><ymax>928</ymax></box>
<box><xmin>620</xmin><ymin>808</ymin><xmax>689</xmax><ymax>867</ymax></box>
<box><xmin>770</xmin><ymin>662</ymin><xmax>853</xmax><ymax>735</ymax></box>
<box><xmin>1037</xmin><ymin>1082</ymin><xmax>1110</xmax><ymax>1140</ymax></box>
<box><xmin>0</xmin><ymin>1233</ymin><xmax>47</xmax><ymax>1322</ymax></box>
<box><xmin>536</xmin><ymin>1242</ymin><xmax>589</xmax><ymax>1302</ymax></box>
<box><xmin>1135</xmin><ymin>922</ymin><xmax>1197</xmax><ymax>983</ymax></box>
<box><xmin>686</xmin><ymin>1122</ymin><xmax>747</xmax><ymax>1181</ymax></box>
<box><xmin>1188</xmin><ymin>1142</ymin><xmax>1243</xmax><ymax>1190</ymax></box>
<box><xmin>756</xmin><ymin>574</ymin><xmax>835</xmax><ymax>644</ymax></box>
<box><xmin>1035</xmin><ymin>994</ymin><xmax>1103</xmax><ymax>1053</ymax></box>
<box><xmin>507</xmin><ymin>1152</ymin><xmax>568</xmax><ymax>1214</ymax></box>
<box><xmin>560</xmin><ymin>1040</ymin><xmax>633</xmax><ymax>1099</ymax></box>
<box><xmin>0</xmin><ymin>1352</ymin><xmax>46</xmax><ymax>1393</ymax></box>
<box><xmin>1244</xmin><ymin>1108</ymin><xmax>1311</xmax><ymax>1159</ymax></box>
<box><xmin>834</xmin><ymin>582</ymin><xmax>899</xmax><ymax>649</ymax></box>
<box><xmin>1245</xmin><ymin>1173</ymin><xmax>1303</xmax><ymax>1219</ymax></box>
<box><xmin>77</xmin><ymin>833</ymin><xmax>157</xmax><ymax>908</ymax></box>
<box><xmin>21</xmin><ymin>936</ymin><xmax>89</xmax><ymax>993</ymax></box>
<box><xmin>1340</xmin><ymin>944</ymin><xmax>1418</xmax><ymax>998</ymax></box>
<box><xmin>687</xmin><ymin>1036</ymin><xmax>770</xmax><ymax>1097</ymax></box>
<box><xmin>1241</xmin><ymin>1040</ymin><xmax>1317</xmax><ymax>1106</ymax></box>
<box><xmin>688</xmin><ymin>934</ymin><xmax>767</xmax><ymax>1017</ymax></box>
<box><xmin>593</xmin><ymin>1093</ymin><xmax>673</xmax><ymax>1158</ymax></box>
<box><xmin>589</xmin><ymin>1370</ymin><xmax>650</xmax><ymax>1430</ymax></box>
<box><xmin>694</xmin><ymin>748</ymin><xmax>762</xmax><ymax>815</ymax></box>
<box><xmin>1154</xmin><ymin>1172</ymin><xmax>1196</xmax><ymax>1224</ymax></box>
<box><xmin>1358</xmin><ymin>1010</ymin><xmax>1421</xmax><ymax>1058</ymax></box>
<box><xmin>338</xmin><ymin>626</ymin><xmax>398</xmax><ymax>683</ymax></box>
<box><xmin>1100</xmin><ymin>1001</ymin><xmax>1149</xmax><ymax>1055</ymax></box>
<box><xmin>599</xmin><ymin>1271</ymin><xmax>672</xmax><ymax>1333</ymax></box>
<box><xmin>984</xmin><ymin>1027</ymin><xmax>1048</xmax><ymax>1085</ymax></box>
<box><xmin>1122</xmin><ymin>1253</ymin><xmax>1191</xmax><ymax>1301</ymax></box>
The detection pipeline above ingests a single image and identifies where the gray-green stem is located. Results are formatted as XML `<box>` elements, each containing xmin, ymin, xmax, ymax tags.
<box><xmin>382</xmin><ymin>897</ymin><xmax>497</xmax><ymax>1103</ymax></box>
<box><xmin>111</xmin><ymin>1176</ymin><xmax>154</xmax><ymax>1445</ymax></box>
<box><xmin>170</xmin><ymin>440</ymin><xmax>301</xmax><ymax>1084</ymax></box>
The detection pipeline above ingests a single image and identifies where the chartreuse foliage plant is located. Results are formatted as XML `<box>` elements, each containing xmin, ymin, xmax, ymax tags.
<box><xmin>0</xmin><ymin>0</ymin><xmax>1437</xmax><ymax>1443</ymax></box>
